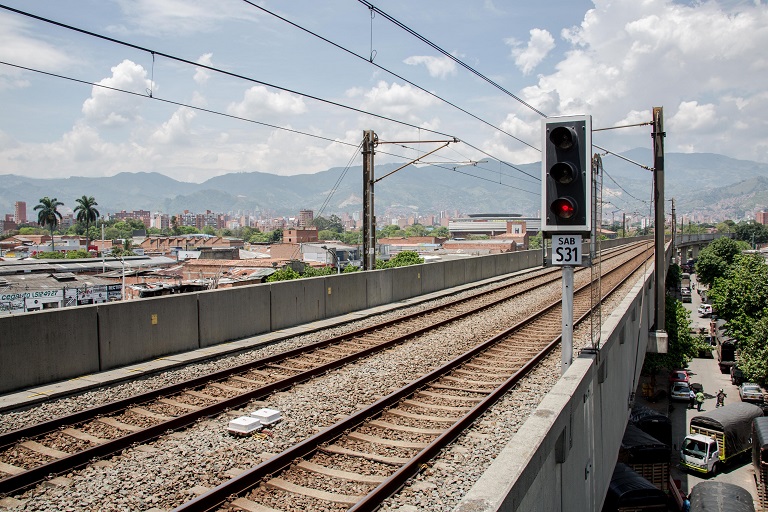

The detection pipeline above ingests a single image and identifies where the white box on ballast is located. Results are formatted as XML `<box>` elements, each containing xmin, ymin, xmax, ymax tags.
<box><xmin>251</xmin><ymin>408</ymin><xmax>281</xmax><ymax>425</ymax></box>
<box><xmin>228</xmin><ymin>416</ymin><xmax>262</xmax><ymax>434</ymax></box>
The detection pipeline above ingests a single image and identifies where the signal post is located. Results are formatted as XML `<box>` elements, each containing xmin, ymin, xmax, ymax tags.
<box><xmin>540</xmin><ymin>115</ymin><xmax>592</xmax><ymax>375</ymax></box>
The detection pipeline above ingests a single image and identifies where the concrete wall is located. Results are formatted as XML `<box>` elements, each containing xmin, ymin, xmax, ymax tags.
<box><xmin>1</xmin><ymin>243</ymin><xmax>648</xmax><ymax>394</ymax></box>
<box><xmin>456</xmin><ymin>252</ymin><xmax>656</xmax><ymax>512</ymax></box>
<box><xmin>198</xmin><ymin>284</ymin><xmax>272</xmax><ymax>347</ymax></box>
<box><xmin>98</xmin><ymin>294</ymin><xmax>199</xmax><ymax>370</ymax></box>
<box><xmin>0</xmin><ymin>306</ymin><xmax>100</xmax><ymax>392</ymax></box>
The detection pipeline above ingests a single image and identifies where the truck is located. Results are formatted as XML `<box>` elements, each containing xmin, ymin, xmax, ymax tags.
<box><xmin>680</xmin><ymin>402</ymin><xmax>764</xmax><ymax>475</ymax></box>
<box><xmin>754</xmin><ymin>417</ymin><xmax>768</xmax><ymax>511</ymax></box>
<box><xmin>603</xmin><ymin>463</ymin><xmax>668</xmax><ymax>512</ymax></box>
<box><xmin>716</xmin><ymin>335</ymin><xmax>736</xmax><ymax>373</ymax></box>
<box><xmin>689</xmin><ymin>481</ymin><xmax>755</xmax><ymax>512</ymax></box>
<box><xmin>681</xmin><ymin>272</ymin><xmax>691</xmax><ymax>290</ymax></box>
<box><xmin>618</xmin><ymin>424</ymin><xmax>671</xmax><ymax>492</ymax></box>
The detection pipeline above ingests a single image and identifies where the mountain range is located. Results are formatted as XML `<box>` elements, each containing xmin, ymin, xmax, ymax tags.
<box><xmin>2</xmin><ymin>148</ymin><xmax>768</xmax><ymax>221</ymax></box>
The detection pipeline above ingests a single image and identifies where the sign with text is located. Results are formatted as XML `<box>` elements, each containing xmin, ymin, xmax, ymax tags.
<box><xmin>551</xmin><ymin>235</ymin><xmax>582</xmax><ymax>266</ymax></box>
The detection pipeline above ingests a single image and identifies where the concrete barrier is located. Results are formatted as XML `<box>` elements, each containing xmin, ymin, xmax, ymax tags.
<box><xmin>97</xmin><ymin>294</ymin><xmax>199</xmax><ymax>370</ymax></box>
<box><xmin>0</xmin><ymin>307</ymin><xmax>100</xmax><ymax>394</ymax></box>
<box><xmin>364</xmin><ymin>270</ymin><xmax>393</xmax><ymax>308</ymax></box>
<box><xmin>198</xmin><ymin>284</ymin><xmax>271</xmax><ymax>347</ymax></box>
<box><xmin>456</xmin><ymin>257</ymin><xmax>656</xmax><ymax>512</ymax></box>
<box><xmin>270</xmin><ymin>277</ymin><xmax>326</xmax><ymax>330</ymax></box>
<box><xmin>444</xmin><ymin>259</ymin><xmax>469</xmax><ymax>288</ymax></box>
<box><xmin>421</xmin><ymin>260</ymin><xmax>446</xmax><ymax>294</ymax></box>
<box><xmin>324</xmin><ymin>272</ymin><xmax>367</xmax><ymax>318</ymax></box>
<box><xmin>390</xmin><ymin>265</ymin><xmax>423</xmax><ymax>302</ymax></box>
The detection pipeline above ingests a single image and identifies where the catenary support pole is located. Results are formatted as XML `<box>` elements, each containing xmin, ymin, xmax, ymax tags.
<box><xmin>653</xmin><ymin>107</ymin><xmax>665</xmax><ymax>330</ymax></box>
<box><xmin>362</xmin><ymin>130</ymin><xmax>376</xmax><ymax>271</ymax></box>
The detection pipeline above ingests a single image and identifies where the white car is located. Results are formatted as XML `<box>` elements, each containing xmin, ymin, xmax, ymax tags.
<box><xmin>698</xmin><ymin>304</ymin><xmax>712</xmax><ymax>317</ymax></box>
<box><xmin>670</xmin><ymin>382</ymin><xmax>691</xmax><ymax>401</ymax></box>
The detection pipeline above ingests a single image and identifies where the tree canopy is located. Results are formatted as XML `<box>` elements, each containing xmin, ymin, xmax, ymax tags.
<box><xmin>34</xmin><ymin>196</ymin><xmax>63</xmax><ymax>250</ymax></box>
<box><xmin>694</xmin><ymin>237</ymin><xmax>743</xmax><ymax>286</ymax></box>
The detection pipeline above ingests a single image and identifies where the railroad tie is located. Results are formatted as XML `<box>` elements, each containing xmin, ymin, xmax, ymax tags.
<box><xmin>230</xmin><ymin>497</ymin><xmax>284</xmax><ymax>512</ymax></box>
<box><xmin>385</xmin><ymin>408</ymin><xmax>458</xmax><ymax>424</ymax></box>
<box><xmin>95</xmin><ymin>417</ymin><xmax>143</xmax><ymax>432</ymax></box>
<box><xmin>265</xmin><ymin>478</ymin><xmax>364</xmax><ymax>506</ymax></box>
<box><xmin>320</xmin><ymin>444</ymin><xmax>411</xmax><ymax>465</ymax></box>
<box><xmin>441</xmin><ymin>375</ymin><xmax>502</xmax><ymax>387</ymax></box>
<box><xmin>19</xmin><ymin>441</ymin><xmax>69</xmax><ymax>459</ymax></box>
<box><xmin>0</xmin><ymin>461</ymin><xmax>25</xmax><ymax>476</ymax></box>
<box><xmin>229</xmin><ymin>376</ymin><xmax>266</xmax><ymax>385</ymax></box>
<box><xmin>416</xmin><ymin>390</ymin><xmax>483</xmax><ymax>403</ymax></box>
<box><xmin>61</xmin><ymin>427</ymin><xmax>106</xmax><ymax>444</ymax></box>
<box><xmin>347</xmin><ymin>431</ymin><xmax>428</xmax><ymax>450</ymax></box>
<box><xmin>182</xmin><ymin>390</ymin><xmax>218</xmax><ymax>401</ymax></box>
<box><xmin>296</xmin><ymin>460</ymin><xmax>386</xmax><ymax>484</ymax></box>
<box><xmin>431</xmin><ymin>383</ymin><xmax>491</xmax><ymax>394</ymax></box>
<box><xmin>208</xmin><ymin>382</ymin><xmax>245</xmax><ymax>393</ymax></box>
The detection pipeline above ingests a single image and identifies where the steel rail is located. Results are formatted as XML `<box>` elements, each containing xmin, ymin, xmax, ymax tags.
<box><xmin>173</xmin><ymin>245</ymin><xmax>653</xmax><ymax>512</ymax></box>
<box><xmin>0</xmin><ymin>244</ymin><xmax>641</xmax><ymax>494</ymax></box>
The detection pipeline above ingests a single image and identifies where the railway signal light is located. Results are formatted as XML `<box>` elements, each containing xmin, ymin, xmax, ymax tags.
<box><xmin>541</xmin><ymin>115</ymin><xmax>592</xmax><ymax>235</ymax></box>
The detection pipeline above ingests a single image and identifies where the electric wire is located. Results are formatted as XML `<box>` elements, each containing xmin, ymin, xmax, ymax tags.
<box><xmin>0</xmin><ymin>3</ymin><xmax>457</xmax><ymax>140</ymax></box>
<box><xmin>0</xmin><ymin>61</ymin><xmax>359</xmax><ymax>148</ymax></box>
<box><xmin>356</xmin><ymin>0</ymin><xmax>548</xmax><ymax>118</ymax></box>
<box><xmin>239</xmin><ymin>0</ymin><xmax>539</xmax><ymax>152</ymax></box>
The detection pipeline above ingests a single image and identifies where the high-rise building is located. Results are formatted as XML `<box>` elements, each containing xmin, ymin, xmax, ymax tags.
<box><xmin>756</xmin><ymin>211</ymin><xmax>768</xmax><ymax>225</ymax></box>
<box><xmin>14</xmin><ymin>201</ymin><xmax>26</xmax><ymax>224</ymax></box>
<box><xmin>298</xmin><ymin>209</ymin><xmax>314</xmax><ymax>228</ymax></box>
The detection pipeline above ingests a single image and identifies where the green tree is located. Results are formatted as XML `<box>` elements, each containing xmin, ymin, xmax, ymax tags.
<box><xmin>708</xmin><ymin>253</ymin><xmax>768</xmax><ymax>341</ymax></box>
<box><xmin>431</xmin><ymin>226</ymin><xmax>449</xmax><ymax>238</ymax></box>
<box><xmin>734</xmin><ymin>221</ymin><xmax>768</xmax><ymax>246</ymax></box>
<box><xmin>378</xmin><ymin>224</ymin><xmax>405</xmax><ymax>238</ymax></box>
<box><xmin>33</xmin><ymin>251</ymin><xmax>65</xmax><ymax>259</ymax></box>
<box><xmin>73</xmin><ymin>195</ymin><xmax>100</xmax><ymax>250</ymax></box>
<box><xmin>404</xmin><ymin>224</ymin><xmax>428</xmax><ymax>237</ymax></box>
<box><xmin>34</xmin><ymin>196</ymin><xmax>64</xmax><ymax>251</ymax></box>
<box><xmin>643</xmin><ymin>296</ymin><xmax>705</xmax><ymax>374</ymax></box>
<box><xmin>266</xmin><ymin>266</ymin><xmax>301</xmax><ymax>282</ymax></box>
<box><xmin>529</xmin><ymin>232</ymin><xmax>543</xmax><ymax>250</ymax></box>
<box><xmin>694</xmin><ymin>237</ymin><xmax>743</xmax><ymax>286</ymax></box>
<box><xmin>202</xmin><ymin>226</ymin><xmax>216</xmax><ymax>236</ymax></box>
<box><xmin>318</xmin><ymin>229</ymin><xmax>338</xmax><ymax>241</ymax></box>
<box><xmin>65</xmin><ymin>249</ymin><xmax>91</xmax><ymax>259</ymax></box>
<box><xmin>739</xmin><ymin>316</ymin><xmax>768</xmax><ymax>384</ymax></box>
<box><xmin>19</xmin><ymin>226</ymin><xmax>45</xmax><ymax>235</ymax></box>
<box><xmin>385</xmin><ymin>250</ymin><xmax>424</xmax><ymax>268</ymax></box>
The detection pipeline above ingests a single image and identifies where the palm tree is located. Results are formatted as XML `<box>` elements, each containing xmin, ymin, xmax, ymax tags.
<box><xmin>74</xmin><ymin>195</ymin><xmax>100</xmax><ymax>252</ymax></box>
<box><xmin>34</xmin><ymin>197</ymin><xmax>64</xmax><ymax>252</ymax></box>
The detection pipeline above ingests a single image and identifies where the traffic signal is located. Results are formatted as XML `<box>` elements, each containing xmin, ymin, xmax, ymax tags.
<box><xmin>541</xmin><ymin>114</ymin><xmax>592</xmax><ymax>235</ymax></box>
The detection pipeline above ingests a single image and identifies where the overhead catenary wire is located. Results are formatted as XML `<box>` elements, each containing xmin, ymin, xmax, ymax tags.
<box><xmin>356</xmin><ymin>0</ymin><xmax>548</xmax><ymax>119</ymax></box>
<box><xmin>239</xmin><ymin>0</ymin><xmax>539</xmax><ymax>152</ymax></box>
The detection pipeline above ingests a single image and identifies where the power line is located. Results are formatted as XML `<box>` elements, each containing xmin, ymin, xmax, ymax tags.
<box><xmin>0</xmin><ymin>61</ymin><xmax>359</xmax><ymax>148</ymax></box>
<box><xmin>0</xmin><ymin>3</ymin><xmax>456</xmax><ymax>140</ymax></box>
<box><xmin>239</xmin><ymin>0</ymin><xmax>539</xmax><ymax>152</ymax></box>
<box><xmin>357</xmin><ymin>0</ymin><xmax>547</xmax><ymax>118</ymax></box>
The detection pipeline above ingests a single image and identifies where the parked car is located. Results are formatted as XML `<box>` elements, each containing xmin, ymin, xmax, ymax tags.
<box><xmin>698</xmin><ymin>304</ymin><xmax>713</xmax><ymax>317</ymax></box>
<box><xmin>730</xmin><ymin>364</ymin><xmax>744</xmax><ymax>385</ymax></box>
<box><xmin>669</xmin><ymin>370</ymin><xmax>690</xmax><ymax>385</ymax></box>
<box><xmin>671</xmin><ymin>382</ymin><xmax>692</xmax><ymax>401</ymax></box>
<box><xmin>739</xmin><ymin>382</ymin><xmax>765</xmax><ymax>404</ymax></box>
<box><xmin>682</xmin><ymin>288</ymin><xmax>692</xmax><ymax>303</ymax></box>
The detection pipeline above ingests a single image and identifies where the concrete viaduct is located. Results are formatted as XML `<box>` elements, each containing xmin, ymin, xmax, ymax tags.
<box><xmin>0</xmin><ymin>234</ymin><xmax>720</xmax><ymax>511</ymax></box>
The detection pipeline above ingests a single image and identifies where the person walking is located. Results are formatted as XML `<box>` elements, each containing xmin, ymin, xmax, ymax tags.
<box><xmin>716</xmin><ymin>389</ymin><xmax>726</xmax><ymax>407</ymax></box>
<box><xmin>689</xmin><ymin>389</ymin><xmax>696</xmax><ymax>409</ymax></box>
<box><xmin>696</xmin><ymin>390</ymin><xmax>705</xmax><ymax>411</ymax></box>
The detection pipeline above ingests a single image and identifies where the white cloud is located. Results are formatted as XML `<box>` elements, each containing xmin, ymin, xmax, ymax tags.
<box><xmin>403</xmin><ymin>55</ymin><xmax>458</xmax><ymax>79</ymax></box>
<box><xmin>152</xmin><ymin>107</ymin><xmax>197</xmax><ymax>145</ymax></box>
<box><xmin>109</xmin><ymin>0</ymin><xmax>259</xmax><ymax>36</ymax></box>
<box><xmin>194</xmin><ymin>53</ymin><xmax>213</xmax><ymax>85</ymax></box>
<box><xmin>506</xmin><ymin>28</ymin><xmax>555</xmax><ymax>75</ymax></box>
<box><xmin>81</xmin><ymin>60</ymin><xmax>153</xmax><ymax>127</ymax></box>
<box><xmin>357</xmin><ymin>81</ymin><xmax>440</xmax><ymax>119</ymax></box>
<box><xmin>518</xmin><ymin>0</ymin><xmax>768</xmax><ymax>161</ymax></box>
<box><xmin>0</xmin><ymin>15</ymin><xmax>76</xmax><ymax>90</ymax></box>
<box><xmin>227</xmin><ymin>86</ymin><xmax>307</xmax><ymax>118</ymax></box>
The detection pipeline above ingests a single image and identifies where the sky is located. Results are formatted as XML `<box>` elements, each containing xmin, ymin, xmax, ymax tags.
<box><xmin>1</xmin><ymin>0</ymin><xmax>767</xmax><ymax>189</ymax></box>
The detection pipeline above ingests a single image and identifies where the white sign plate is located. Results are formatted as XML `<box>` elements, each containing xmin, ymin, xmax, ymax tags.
<box><xmin>551</xmin><ymin>235</ymin><xmax>582</xmax><ymax>266</ymax></box>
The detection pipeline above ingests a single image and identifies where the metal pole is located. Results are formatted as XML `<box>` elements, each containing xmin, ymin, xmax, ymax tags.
<box><xmin>121</xmin><ymin>258</ymin><xmax>126</xmax><ymax>300</ymax></box>
<box><xmin>362</xmin><ymin>130</ymin><xmax>376</xmax><ymax>271</ymax></box>
<box><xmin>562</xmin><ymin>265</ymin><xmax>574</xmax><ymax>374</ymax></box>
<box><xmin>653</xmin><ymin>106</ymin><xmax>666</xmax><ymax>330</ymax></box>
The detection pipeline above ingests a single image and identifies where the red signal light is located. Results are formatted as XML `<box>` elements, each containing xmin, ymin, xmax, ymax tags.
<box><xmin>551</xmin><ymin>198</ymin><xmax>577</xmax><ymax>219</ymax></box>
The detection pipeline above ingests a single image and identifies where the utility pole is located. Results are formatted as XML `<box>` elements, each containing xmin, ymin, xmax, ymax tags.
<box><xmin>622</xmin><ymin>212</ymin><xmax>626</xmax><ymax>237</ymax></box>
<box><xmin>362</xmin><ymin>130</ymin><xmax>377</xmax><ymax>271</ymax></box>
<box><xmin>670</xmin><ymin>198</ymin><xmax>676</xmax><ymax>264</ymax></box>
<box><xmin>652</xmin><ymin>107</ymin><xmax>666</xmax><ymax>330</ymax></box>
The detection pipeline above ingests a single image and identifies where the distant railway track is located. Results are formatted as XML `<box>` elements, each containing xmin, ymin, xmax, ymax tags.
<box><xmin>174</xmin><ymin>244</ymin><xmax>654</xmax><ymax>511</ymax></box>
<box><xmin>0</xmin><ymin>241</ymin><xmax>649</xmax><ymax>502</ymax></box>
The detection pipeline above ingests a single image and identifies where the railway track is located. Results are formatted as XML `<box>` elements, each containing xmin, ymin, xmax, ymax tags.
<box><xmin>0</xmin><ymin>241</ymin><xmax>648</xmax><ymax>503</ymax></box>
<box><xmin>170</xmin><ymin>244</ymin><xmax>653</xmax><ymax>511</ymax></box>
